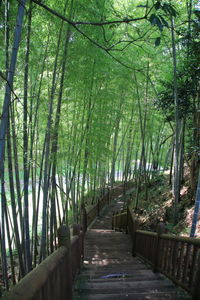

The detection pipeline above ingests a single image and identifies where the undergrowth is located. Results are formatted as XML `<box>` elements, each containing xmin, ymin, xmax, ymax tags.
<box><xmin>130</xmin><ymin>171</ymin><xmax>199</xmax><ymax>237</ymax></box>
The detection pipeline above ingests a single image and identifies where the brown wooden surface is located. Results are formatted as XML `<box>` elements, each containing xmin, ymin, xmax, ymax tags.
<box><xmin>73</xmin><ymin>195</ymin><xmax>191</xmax><ymax>300</ymax></box>
<box><xmin>3</xmin><ymin>228</ymin><xmax>84</xmax><ymax>300</ymax></box>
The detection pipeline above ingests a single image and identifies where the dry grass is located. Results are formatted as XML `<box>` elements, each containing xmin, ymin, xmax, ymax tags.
<box><xmin>131</xmin><ymin>172</ymin><xmax>200</xmax><ymax>237</ymax></box>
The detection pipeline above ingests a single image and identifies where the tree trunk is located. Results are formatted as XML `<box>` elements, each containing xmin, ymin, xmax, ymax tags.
<box><xmin>23</xmin><ymin>1</ymin><xmax>32</xmax><ymax>272</ymax></box>
<box><xmin>171</xmin><ymin>16</ymin><xmax>181</xmax><ymax>224</ymax></box>
<box><xmin>190</xmin><ymin>169</ymin><xmax>200</xmax><ymax>237</ymax></box>
<box><xmin>0</xmin><ymin>0</ymin><xmax>27</xmax><ymax>174</ymax></box>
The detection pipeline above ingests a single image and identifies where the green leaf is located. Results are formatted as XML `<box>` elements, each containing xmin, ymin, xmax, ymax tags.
<box><xmin>159</xmin><ymin>15</ymin><xmax>169</xmax><ymax>28</ymax></box>
<box><xmin>155</xmin><ymin>37</ymin><xmax>161</xmax><ymax>46</ymax></box>
<box><xmin>162</xmin><ymin>3</ymin><xmax>171</xmax><ymax>14</ymax></box>
<box><xmin>155</xmin><ymin>1</ymin><xmax>161</xmax><ymax>10</ymax></box>
<box><xmin>149</xmin><ymin>14</ymin><xmax>163</xmax><ymax>32</ymax></box>
<box><xmin>169</xmin><ymin>6</ymin><xmax>178</xmax><ymax>17</ymax></box>
<box><xmin>162</xmin><ymin>3</ymin><xmax>178</xmax><ymax>17</ymax></box>
<box><xmin>156</xmin><ymin>17</ymin><xmax>163</xmax><ymax>32</ymax></box>
<box><xmin>137</xmin><ymin>5</ymin><xmax>149</xmax><ymax>8</ymax></box>
<box><xmin>149</xmin><ymin>14</ymin><xmax>157</xmax><ymax>25</ymax></box>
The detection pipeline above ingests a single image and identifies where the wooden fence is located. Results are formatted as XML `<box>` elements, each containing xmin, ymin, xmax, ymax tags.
<box><xmin>86</xmin><ymin>184</ymin><xmax>124</xmax><ymax>229</ymax></box>
<box><xmin>3</xmin><ymin>184</ymin><xmax>126</xmax><ymax>300</ymax></box>
<box><xmin>112</xmin><ymin>206</ymin><xmax>200</xmax><ymax>300</ymax></box>
<box><xmin>3</xmin><ymin>225</ymin><xmax>84</xmax><ymax>300</ymax></box>
<box><xmin>112</xmin><ymin>211</ymin><xmax>127</xmax><ymax>232</ymax></box>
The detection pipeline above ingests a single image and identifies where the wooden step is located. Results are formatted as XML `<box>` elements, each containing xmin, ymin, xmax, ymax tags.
<box><xmin>81</xmin><ymin>268</ymin><xmax>156</xmax><ymax>279</ymax></box>
<box><xmin>84</xmin><ymin>271</ymin><xmax>166</xmax><ymax>282</ymax></box>
<box><xmin>74</xmin><ymin>291</ymin><xmax>191</xmax><ymax>300</ymax></box>
<box><xmin>73</xmin><ymin>195</ymin><xmax>192</xmax><ymax>300</ymax></box>
<box><xmin>77</xmin><ymin>278</ymin><xmax>175</xmax><ymax>291</ymax></box>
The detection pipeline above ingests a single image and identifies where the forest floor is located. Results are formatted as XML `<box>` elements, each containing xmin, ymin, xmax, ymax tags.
<box><xmin>132</xmin><ymin>170</ymin><xmax>200</xmax><ymax>237</ymax></box>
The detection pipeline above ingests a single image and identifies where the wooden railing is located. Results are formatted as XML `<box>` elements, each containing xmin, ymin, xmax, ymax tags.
<box><xmin>112</xmin><ymin>211</ymin><xmax>127</xmax><ymax>231</ymax></box>
<box><xmin>3</xmin><ymin>224</ymin><xmax>84</xmax><ymax>300</ymax></box>
<box><xmin>112</xmin><ymin>206</ymin><xmax>200</xmax><ymax>300</ymax></box>
<box><xmin>3</xmin><ymin>184</ymin><xmax>126</xmax><ymax>300</ymax></box>
<box><xmin>86</xmin><ymin>184</ymin><xmax>125</xmax><ymax>229</ymax></box>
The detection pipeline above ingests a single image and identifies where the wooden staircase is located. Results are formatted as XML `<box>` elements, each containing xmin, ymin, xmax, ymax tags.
<box><xmin>73</xmin><ymin>198</ymin><xmax>191</xmax><ymax>300</ymax></box>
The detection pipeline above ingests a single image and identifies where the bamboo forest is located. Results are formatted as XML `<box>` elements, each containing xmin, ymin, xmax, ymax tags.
<box><xmin>0</xmin><ymin>0</ymin><xmax>200</xmax><ymax>298</ymax></box>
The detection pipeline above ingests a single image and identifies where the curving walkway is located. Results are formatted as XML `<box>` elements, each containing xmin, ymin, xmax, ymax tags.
<box><xmin>74</xmin><ymin>195</ymin><xmax>191</xmax><ymax>300</ymax></box>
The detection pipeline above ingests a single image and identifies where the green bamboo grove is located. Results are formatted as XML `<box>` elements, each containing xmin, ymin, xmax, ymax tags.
<box><xmin>0</xmin><ymin>0</ymin><xmax>199</xmax><ymax>293</ymax></box>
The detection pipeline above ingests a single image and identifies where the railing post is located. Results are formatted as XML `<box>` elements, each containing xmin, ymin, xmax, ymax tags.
<box><xmin>109</xmin><ymin>187</ymin><xmax>112</xmax><ymax>203</ymax></box>
<box><xmin>57</xmin><ymin>225</ymin><xmax>72</xmax><ymax>300</ymax></box>
<box><xmin>58</xmin><ymin>225</ymin><xmax>70</xmax><ymax>247</ymax></box>
<box><xmin>115</xmin><ymin>211</ymin><xmax>118</xmax><ymax>230</ymax></box>
<box><xmin>126</xmin><ymin>202</ymin><xmax>131</xmax><ymax>234</ymax></box>
<box><xmin>123</xmin><ymin>181</ymin><xmax>126</xmax><ymax>195</ymax></box>
<box><xmin>81</xmin><ymin>204</ymin><xmax>87</xmax><ymax>233</ymax></box>
<box><xmin>126</xmin><ymin>207</ymin><xmax>129</xmax><ymax>234</ymax></box>
<box><xmin>153</xmin><ymin>222</ymin><xmax>166</xmax><ymax>273</ymax></box>
<box><xmin>132</xmin><ymin>220</ymin><xmax>139</xmax><ymax>257</ymax></box>
<box><xmin>73</xmin><ymin>223</ymin><xmax>81</xmax><ymax>236</ymax></box>
<box><xmin>120</xmin><ymin>211</ymin><xmax>122</xmax><ymax>229</ymax></box>
<box><xmin>112</xmin><ymin>212</ymin><xmax>115</xmax><ymax>230</ymax></box>
<box><xmin>107</xmin><ymin>187</ymin><xmax>110</xmax><ymax>204</ymax></box>
<box><xmin>73</xmin><ymin>224</ymin><xmax>83</xmax><ymax>274</ymax></box>
<box><xmin>193</xmin><ymin>253</ymin><xmax>200</xmax><ymax>300</ymax></box>
<box><xmin>97</xmin><ymin>197</ymin><xmax>100</xmax><ymax>216</ymax></box>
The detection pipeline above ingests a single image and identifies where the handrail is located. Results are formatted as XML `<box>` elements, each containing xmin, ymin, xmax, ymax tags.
<box><xmin>3</xmin><ymin>226</ymin><xmax>84</xmax><ymax>300</ymax></box>
<box><xmin>85</xmin><ymin>184</ymin><xmax>125</xmax><ymax>229</ymax></box>
<box><xmin>112</xmin><ymin>211</ymin><xmax>127</xmax><ymax>231</ymax></box>
<box><xmin>3</xmin><ymin>183</ymin><xmax>127</xmax><ymax>300</ymax></box>
<box><xmin>123</xmin><ymin>206</ymin><xmax>200</xmax><ymax>300</ymax></box>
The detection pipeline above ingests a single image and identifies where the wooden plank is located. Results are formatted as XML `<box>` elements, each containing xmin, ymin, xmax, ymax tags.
<box><xmin>74</xmin><ymin>193</ymin><xmax>192</xmax><ymax>300</ymax></box>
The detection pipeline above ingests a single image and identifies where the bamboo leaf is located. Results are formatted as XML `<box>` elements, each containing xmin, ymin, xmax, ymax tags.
<box><xmin>155</xmin><ymin>37</ymin><xmax>161</xmax><ymax>46</ymax></box>
<box><xmin>155</xmin><ymin>1</ymin><xmax>161</xmax><ymax>10</ymax></box>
